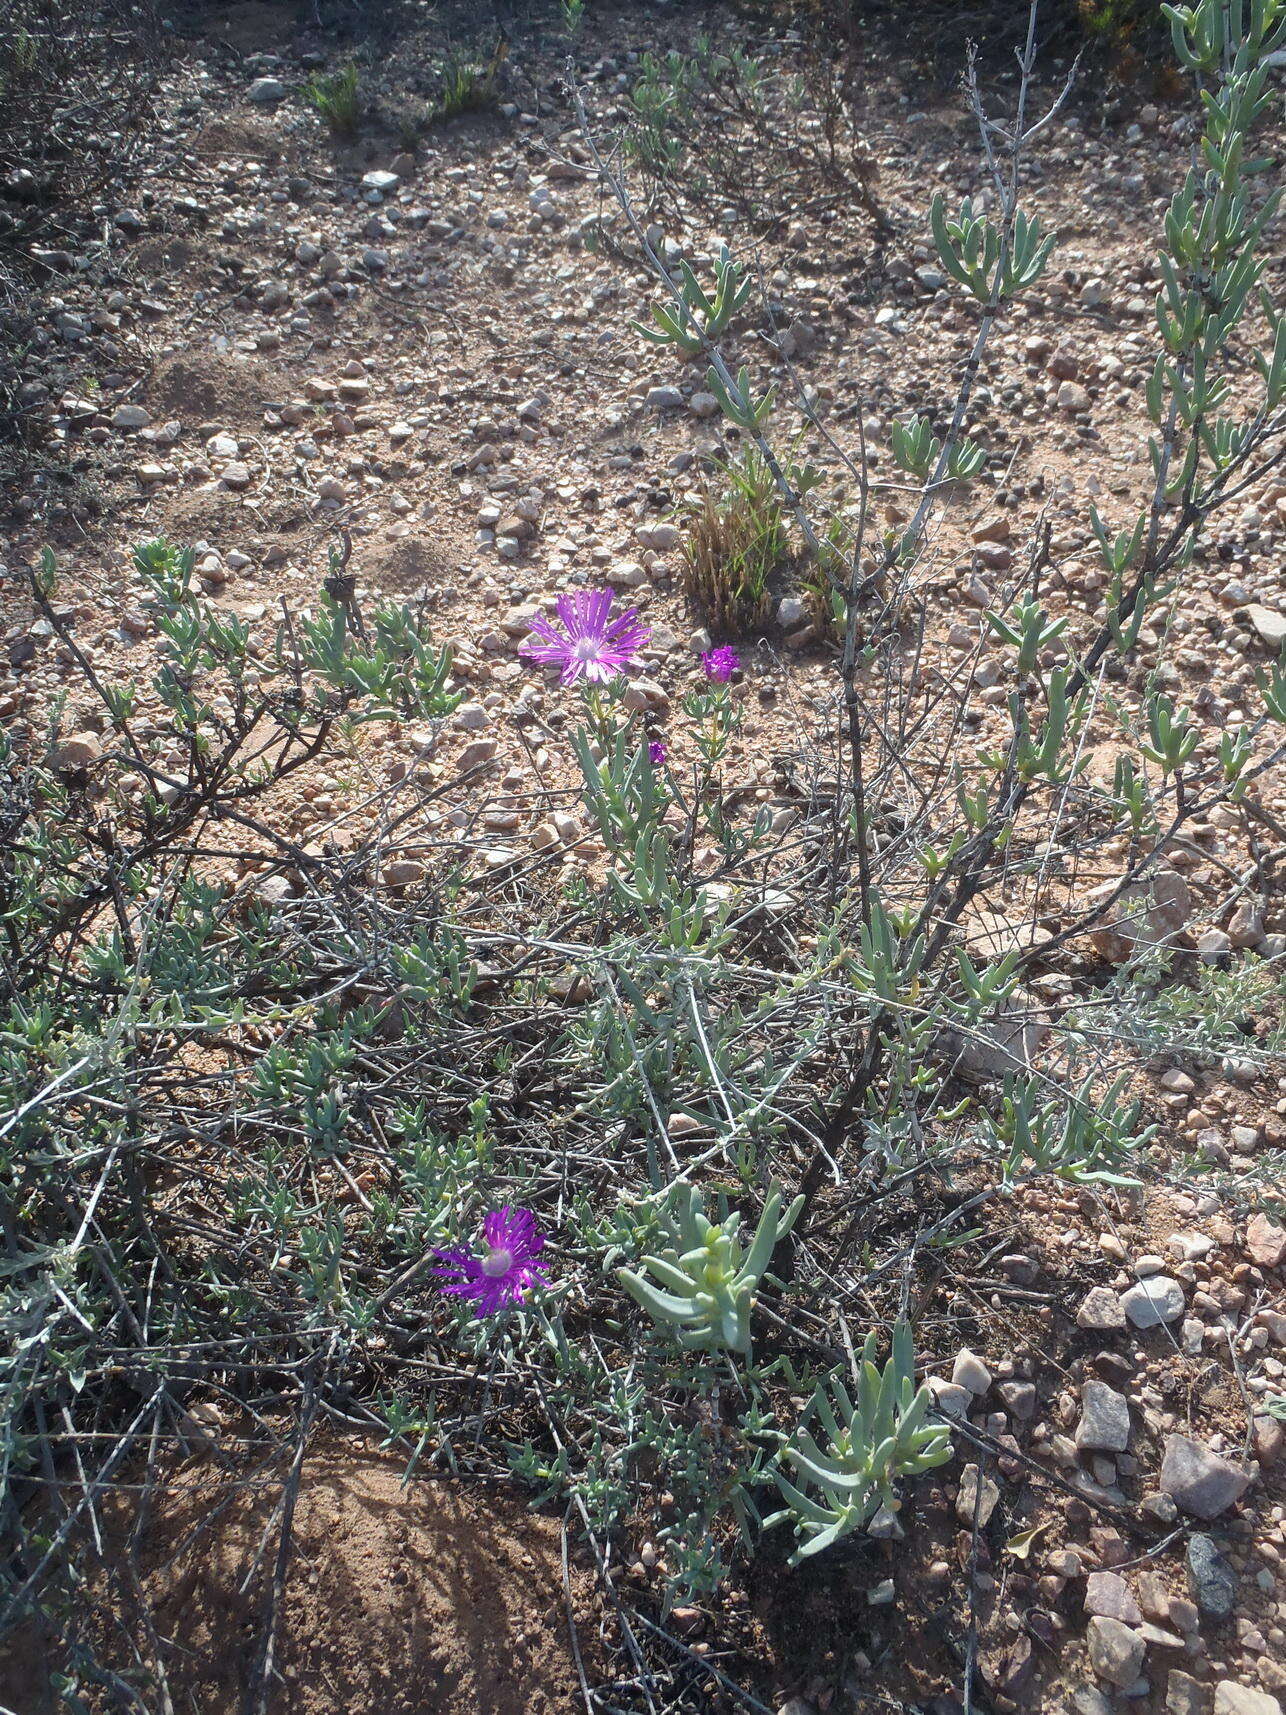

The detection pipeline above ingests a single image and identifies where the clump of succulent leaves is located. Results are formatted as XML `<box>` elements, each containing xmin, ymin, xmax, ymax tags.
<box><xmin>619</xmin><ymin>1182</ymin><xmax>803</xmax><ymax>1354</ymax></box>
<box><xmin>769</xmin><ymin>1320</ymin><xmax>953</xmax><ymax>1562</ymax></box>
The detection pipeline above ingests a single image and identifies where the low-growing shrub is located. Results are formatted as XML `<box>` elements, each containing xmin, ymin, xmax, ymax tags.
<box><xmin>428</xmin><ymin>38</ymin><xmax>507</xmax><ymax>126</ymax></box>
<box><xmin>303</xmin><ymin>63</ymin><xmax>363</xmax><ymax>137</ymax></box>
<box><xmin>5</xmin><ymin>1</ymin><xmax>1286</xmax><ymax>1706</ymax></box>
<box><xmin>622</xmin><ymin>30</ymin><xmax>885</xmax><ymax>230</ymax></box>
<box><xmin>681</xmin><ymin>442</ymin><xmax>791</xmax><ymax>636</ymax></box>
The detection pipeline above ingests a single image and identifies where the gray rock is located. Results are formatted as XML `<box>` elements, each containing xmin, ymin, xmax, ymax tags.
<box><xmin>1072</xmin><ymin>1690</ymin><xmax>1114</xmax><ymax>1715</ymax></box>
<box><xmin>948</xmin><ymin>988</ymin><xmax>1048</xmax><ymax>1079</ymax></box>
<box><xmin>956</xmin><ymin>1463</ymin><xmax>1000</xmax><ymax>1527</ymax></box>
<box><xmin>111</xmin><ymin>402</ymin><xmax>152</xmax><ymax>429</ymax></box>
<box><xmin>637</xmin><ymin>521</ymin><xmax>680</xmax><ymax>551</ymax></box>
<box><xmin>1186</xmin><ymin>1533</ymin><xmax>1237</xmax><ymax>1618</ymax></box>
<box><xmin>1086</xmin><ymin>1615</ymin><xmax>1145</xmax><ymax>1687</ymax></box>
<box><xmin>927</xmin><ymin>1376</ymin><xmax>971</xmax><ymax>1417</ymax></box>
<box><xmin>1167</xmin><ymin>1670</ymin><xmax>1209</xmax><ymax>1715</ymax></box>
<box><xmin>998</xmin><ymin>1379</ymin><xmax>1036</xmax><ymax>1420</ymax></box>
<box><xmin>246</xmin><ymin>76</ymin><xmax>286</xmax><ymax>104</ymax></box>
<box><xmin>1160</xmin><ymin>1435</ymin><xmax>1253</xmax><ymax>1519</ymax></box>
<box><xmin>1077</xmin><ymin>1381</ymin><xmax>1131</xmax><ymax>1453</ymax></box>
<box><xmin>1142</xmin><ymin>1491</ymin><xmax>1180</xmax><ymax>1526</ymax></box>
<box><xmin>1198</xmin><ymin>927</ymin><xmax>1233</xmax><ymax>964</ymax></box>
<box><xmin>866</xmin><ymin>1502</ymin><xmax>905</xmax><ymax>1540</ymax></box>
<box><xmin>1121</xmin><ymin>1275</ymin><xmax>1185</xmax><ymax>1328</ymax></box>
<box><xmin>362</xmin><ymin>170</ymin><xmax>401</xmax><ymax>194</ymax></box>
<box><xmin>645</xmin><ymin>385</ymin><xmax>684</xmax><ymax>411</ymax></box>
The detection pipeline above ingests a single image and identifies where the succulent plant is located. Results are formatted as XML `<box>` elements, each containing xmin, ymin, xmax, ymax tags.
<box><xmin>768</xmin><ymin>1320</ymin><xmax>952</xmax><ymax>1564</ymax></box>
<box><xmin>634</xmin><ymin>244</ymin><xmax>753</xmax><ymax>358</ymax></box>
<box><xmin>618</xmin><ymin>1182</ymin><xmax>802</xmax><ymax>1355</ymax></box>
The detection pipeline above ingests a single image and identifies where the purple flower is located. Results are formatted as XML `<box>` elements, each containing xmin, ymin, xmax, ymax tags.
<box><xmin>519</xmin><ymin>589</ymin><xmax>649</xmax><ymax>685</ymax></box>
<box><xmin>648</xmin><ymin>740</ymin><xmax>668</xmax><ymax>765</ymax></box>
<box><xmin>702</xmin><ymin>645</ymin><xmax>740</xmax><ymax>683</ymax></box>
<box><xmin>431</xmin><ymin>1207</ymin><xmax>547</xmax><ymax>1317</ymax></box>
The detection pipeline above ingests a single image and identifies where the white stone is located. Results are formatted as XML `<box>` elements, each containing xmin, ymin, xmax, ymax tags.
<box><xmin>1121</xmin><ymin>1276</ymin><xmax>1185</xmax><ymax>1328</ymax></box>
<box><xmin>952</xmin><ymin>1349</ymin><xmax>992</xmax><ymax>1397</ymax></box>
<box><xmin>1214</xmin><ymin>1685</ymin><xmax>1282</xmax><ymax>1715</ymax></box>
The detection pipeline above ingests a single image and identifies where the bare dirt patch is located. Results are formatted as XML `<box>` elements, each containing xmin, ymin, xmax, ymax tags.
<box><xmin>4</xmin><ymin>1442</ymin><xmax>591</xmax><ymax>1715</ymax></box>
<box><xmin>143</xmin><ymin>353</ymin><xmax>288</xmax><ymax>432</ymax></box>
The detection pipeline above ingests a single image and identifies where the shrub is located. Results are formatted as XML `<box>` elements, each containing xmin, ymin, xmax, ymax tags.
<box><xmin>621</xmin><ymin>32</ymin><xmax>885</xmax><ymax>230</ymax></box>
<box><xmin>429</xmin><ymin>38</ymin><xmax>507</xmax><ymax>125</ymax></box>
<box><xmin>681</xmin><ymin>442</ymin><xmax>791</xmax><ymax>636</ymax></box>
<box><xmin>5</xmin><ymin>0</ymin><xmax>1286</xmax><ymax>1702</ymax></box>
<box><xmin>304</xmin><ymin>64</ymin><xmax>363</xmax><ymax>137</ymax></box>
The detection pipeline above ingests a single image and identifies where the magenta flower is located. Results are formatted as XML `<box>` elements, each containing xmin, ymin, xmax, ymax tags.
<box><xmin>519</xmin><ymin>589</ymin><xmax>649</xmax><ymax>685</ymax></box>
<box><xmin>702</xmin><ymin>645</ymin><xmax>740</xmax><ymax>682</ymax></box>
<box><xmin>648</xmin><ymin>740</ymin><xmax>668</xmax><ymax>765</ymax></box>
<box><xmin>432</xmin><ymin>1207</ymin><xmax>547</xmax><ymax>1317</ymax></box>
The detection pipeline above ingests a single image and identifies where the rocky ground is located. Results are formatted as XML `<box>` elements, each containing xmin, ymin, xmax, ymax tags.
<box><xmin>1</xmin><ymin>1</ymin><xmax>1285</xmax><ymax>1712</ymax></box>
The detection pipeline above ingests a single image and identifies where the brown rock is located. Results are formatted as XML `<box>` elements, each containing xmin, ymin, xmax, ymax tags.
<box><xmin>1084</xmin><ymin>1571</ymin><xmax>1142</xmax><ymax>1624</ymax></box>
<box><xmin>1087</xmin><ymin>868</ymin><xmax>1191</xmax><ymax>964</ymax></box>
<box><xmin>458</xmin><ymin>739</ymin><xmax>498</xmax><ymax>772</ymax></box>
<box><xmin>53</xmin><ymin>730</ymin><xmax>102</xmax><ymax>771</ymax></box>
<box><xmin>1253</xmin><ymin>1415</ymin><xmax>1284</xmax><ymax>1467</ymax></box>
<box><xmin>383</xmin><ymin>859</ymin><xmax>425</xmax><ymax>888</ymax></box>
<box><xmin>1246</xmin><ymin>1212</ymin><xmax>1285</xmax><ymax>1269</ymax></box>
<box><xmin>1160</xmin><ymin>1435</ymin><xmax>1253</xmax><ymax>1519</ymax></box>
